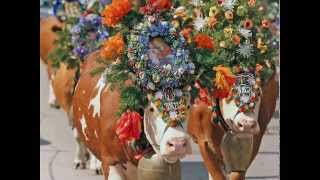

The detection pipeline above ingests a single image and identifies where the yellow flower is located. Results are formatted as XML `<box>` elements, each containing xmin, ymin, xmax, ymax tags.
<box><xmin>209</xmin><ymin>6</ymin><xmax>219</xmax><ymax>17</ymax></box>
<box><xmin>174</xmin><ymin>6</ymin><xmax>188</xmax><ymax>20</ymax></box>
<box><xmin>257</xmin><ymin>38</ymin><xmax>268</xmax><ymax>53</ymax></box>
<box><xmin>224</xmin><ymin>27</ymin><xmax>233</xmax><ymax>38</ymax></box>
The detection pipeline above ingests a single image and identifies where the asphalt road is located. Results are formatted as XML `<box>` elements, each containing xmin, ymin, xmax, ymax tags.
<box><xmin>40</xmin><ymin>61</ymin><xmax>279</xmax><ymax>180</ymax></box>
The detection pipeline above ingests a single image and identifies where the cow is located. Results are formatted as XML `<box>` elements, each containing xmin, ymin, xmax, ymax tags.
<box><xmin>40</xmin><ymin>16</ymin><xmax>63</xmax><ymax>108</ymax></box>
<box><xmin>72</xmin><ymin>47</ymin><xmax>193</xmax><ymax>179</ymax></box>
<box><xmin>187</xmin><ymin>72</ymin><xmax>279</xmax><ymax>180</ymax></box>
<box><xmin>40</xmin><ymin>16</ymin><xmax>103</xmax><ymax>173</ymax></box>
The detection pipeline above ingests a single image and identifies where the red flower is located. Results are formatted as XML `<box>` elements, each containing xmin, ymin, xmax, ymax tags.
<box><xmin>194</xmin><ymin>34</ymin><xmax>214</xmax><ymax>50</ymax></box>
<box><xmin>116</xmin><ymin>111</ymin><xmax>142</xmax><ymax>143</ymax></box>
<box><xmin>243</xmin><ymin>19</ymin><xmax>253</xmax><ymax>29</ymax></box>
<box><xmin>140</xmin><ymin>0</ymin><xmax>172</xmax><ymax>14</ymax></box>
<box><xmin>261</xmin><ymin>19</ymin><xmax>270</xmax><ymax>28</ymax></box>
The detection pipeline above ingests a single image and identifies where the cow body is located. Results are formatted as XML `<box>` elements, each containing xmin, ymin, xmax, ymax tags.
<box><xmin>73</xmin><ymin>49</ymin><xmax>193</xmax><ymax>179</ymax></box>
<box><xmin>40</xmin><ymin>16</ymin><xmax>101</xmax><ymax>172</ymax></box>
<box><xmin>72</xmin><ymin>51</ymin><xmax>142</xmax><ymax>179</ymax></box>
<box><xmin>40</xmin><ymin>16</ymin><xmax>63</xmax><ymax>107</ymax></box>
<box><xmin>188</xmin><ymin>73</ymin><xmax>279</xmax><ymax>180</ymax></box>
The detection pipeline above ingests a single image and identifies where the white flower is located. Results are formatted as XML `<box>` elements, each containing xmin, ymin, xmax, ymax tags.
<box><xmin>178</xmin><ymin>67</ymin><xmax>185</xmax><ymax>75</ymax></box>
<box><xmin>193</xmin><ymin>17</ymin><xmax>207</xmax><ymax>31</ymax></box>
<box><xmin>236</xmin><ymin>41</ymin><xmax>254</xmax><ymax>58</ymax></box>
<box><xmin>164</xmin><ymin>64</ymin><xmax>172</xmax><ymax>71</ymax></box>
<box><xmin>169</xmin><ymin>111</ymin><xmax>178</xmax><ymax>119</ymax></box>
<box><xmin>155</xmin><ymin>91</ymin><xmax>163</xmax><ymax>99</ymax></box>
<box><xmin>189</xmin><ymin>0</ymin><xmax>204</xmax><ymax>7</ymax></box>
<box><xmin>147</xmin><ymin>82</ymin><xmax>155</xmax><ymax>90</ymax></box>
<box><xmin>239</xmin><ymin>28</ymin><xmax>252</xmax><ymax>39</ymax></box>
<box><xmin>175</xmin><ymin>89</ymin><xmax>183</xmax><ymax>97</ymax></box>
<box><xmin>224</xmin><ymin>0</ymin><xmax>237</xmax><ymax>10</ymax></box>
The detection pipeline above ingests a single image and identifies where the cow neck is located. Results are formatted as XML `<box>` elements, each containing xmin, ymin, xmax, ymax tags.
<box><xmin>71</xmin><ymin>67</ymin><xmax>81</xmax><ymax>96</ymax></box>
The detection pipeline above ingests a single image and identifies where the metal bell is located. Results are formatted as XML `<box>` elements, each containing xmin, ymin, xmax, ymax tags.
<box><xmin>220</xmin><ymin>132</ymin><xmax>253</xmax><ymax>173</ymax></box>
<box><xmin>138</xmin><ymin>154</ymin><xmax>181</xmax><ymax>180</ymax></box>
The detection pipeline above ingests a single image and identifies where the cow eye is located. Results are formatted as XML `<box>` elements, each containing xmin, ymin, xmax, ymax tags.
<box><xmin>149</xmin><ymin>107</ymin><xmax>154</xmax><ymax>112</ymax></box>
<box><xmin>187</xmin><ymin>105</ymin><xmax>191</xmax><ymax>109</ymax></box>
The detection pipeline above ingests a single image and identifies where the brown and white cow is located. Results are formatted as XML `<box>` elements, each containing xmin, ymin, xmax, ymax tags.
<box><xmin>72</xmin><ymin>49</ymin><xmax>193</xmax><ymax>180</ymax></box>
<box><xmin>187</xmin><ymin>73</ymin><xmax>279</xmax><ymax>180</ymax></box>
<box><xmin>40</xmin><ymin>16</ymin><xmax>102</xmax><ymax>173</ymax></box>
<box><xmin>40</xmin><ymin>16</ymin><xmax>63</xmax><ymax>108</ymax></box>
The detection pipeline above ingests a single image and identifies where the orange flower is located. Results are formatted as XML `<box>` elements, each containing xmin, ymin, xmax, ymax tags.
<box><xmin>194</xmin><ymin>34</ymin><xmax>214</xmax><ymax>50</ymax></box>
<box><xmin>100</xmin><ymin>33</ymin><xmax>125</xmax><ymax>59</ymax></box>
<box><xmin>243</xmin><ymin>19</ymin><xmax>253</xmax><ymax>29</ymax></box>
<box><xmin>207</xmin><ymin>16</ymin><xmax>218</xmax><ymax>29</ymax></box>
<box><xmin>248</xmin><ymin>0</ymin><xmax>256</xmax><ymax>7</ymax></box>
<box><xmin>213</xmin><ymin>66</ymin><xmax>236</xmax><ymax>99</ymax></box>
<box><xmin>232</xmin><ymin>35</ymin><xmax>241</xmax><ymax>45</ymax></box>
<box><xmin>261</xmin><ymin>19</ymin><xmax>270</xmax><ymax>28</ymax></box>
<box><xmin>102</xmin><ymin>0</ymin><xmax>132</xmax><ymax>27</ymax></box>
<box><xmin>225</xmin><ymin>10</ymin><xmax>233</xmax><ymax>20</ymax></box>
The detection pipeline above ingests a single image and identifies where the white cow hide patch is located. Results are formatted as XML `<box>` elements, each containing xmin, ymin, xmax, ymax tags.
<box><xmin>80</xmin><ymin>115</ymin><xmax>89</xmax><ymax>141</ymax></box>
<box><xmin>88</xmin><ymin>74</ymin><xmax>106</xmax><ymax>118</ymax></box>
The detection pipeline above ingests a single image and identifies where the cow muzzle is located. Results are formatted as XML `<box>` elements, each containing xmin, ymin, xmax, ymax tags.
<box><xmin>231</xmin><ymin>117</ymin><xmax>260</xmax><ymax>135</ymax></box>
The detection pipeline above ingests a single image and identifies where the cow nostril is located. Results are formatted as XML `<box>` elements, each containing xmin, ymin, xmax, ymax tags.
<box><xmin>251</xmin><ymin>123</ymin><xmax>256</xmax><ymax>128</ymax></box>
<box><xmin>182</xmin><ymin>142</ymin><xmax>187</xmax><ymax>147</ymax></box>
<box><xmin>237</xmin><ymin>121</ymin><xmax>243</xmax><ymax>127</ymax></box>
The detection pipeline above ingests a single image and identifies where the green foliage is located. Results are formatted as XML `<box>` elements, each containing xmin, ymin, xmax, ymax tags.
<box><xmin>118</xmin><ymin>86</ymin><xmax>148</xmax><ymax>116</ymax></box>
<box><xmin>47</xmin><ymin>18</ymin><xmax>80</xmax><ymax>70</ymax></box>
<box><xmin>122</xmin><ymin>11</ymin><xmax>144</xmax><ymax>29</ymax></box>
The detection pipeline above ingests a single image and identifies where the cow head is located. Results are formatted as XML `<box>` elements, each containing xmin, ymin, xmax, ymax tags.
<box><xmin>143</xmin><ymin>94</ymin><xmax>192</xmax><ymax>163</ymax></box>
<box><xmin>219</xmin><ymin>73</ymin><xmax>261</xmax><ymax>135</ymax></box>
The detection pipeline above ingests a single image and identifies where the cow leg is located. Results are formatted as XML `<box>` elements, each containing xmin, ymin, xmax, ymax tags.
<box><xmin>198</xmin><ymin>141</ymin><xmax>226</xmax><ymax>180</ymax></box>
<box><xmin>89</xmin><ymin>151</ymin><xmax>103</xmax><ymax>175</ymax></box>
<box><xmin>48</xmin><ymin>79</ymin><xmax>60</xmax><ymax>109</ymax></box>
<box><xmin>73</xmin><ymin>128</ymin><xmax>89</xmax><ymax>169</ymax></box>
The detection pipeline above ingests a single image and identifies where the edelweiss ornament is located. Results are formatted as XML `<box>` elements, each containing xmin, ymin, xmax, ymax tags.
<box><xmin>189</xmin><ymin>0</ymin><xmax>204</xmax><ymax>7</ymax></box>
<box><xmin>237</xmin><ymin>41</ymin><xmax>254</xmax><ymax>58</ymax></box>
<box><xmin>230</xmin><ymin>73</ymin><xmax>261</xmax><ymax>112</ymax></box>
<box><xmin>239</xmin><ymin>28</ymin><xmax>252</xmax><ymax>38</ymax></box>
<box><xmin>193</xmin><ymin>17</ymin><xmax>207</xmax><ymax>31</ymax></box>
<box><xmin>223</xmin><ymin>0</ymin><xmax>238</xmax><ymax>10</ymax></box>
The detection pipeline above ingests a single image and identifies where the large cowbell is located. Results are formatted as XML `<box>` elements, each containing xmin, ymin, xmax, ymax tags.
<box><xmin>220</xmin><ymin>132</ymin><xmax>253</xmax><ymax>172</ymax></box>
<box><xmin>138</xmin><ymin>154</ymin><xmax>181</xmax><ymax>180</ymax></box>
